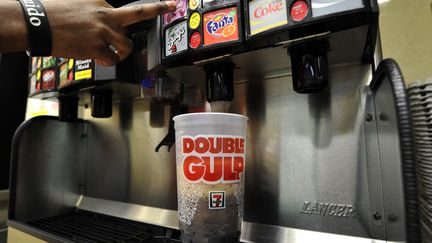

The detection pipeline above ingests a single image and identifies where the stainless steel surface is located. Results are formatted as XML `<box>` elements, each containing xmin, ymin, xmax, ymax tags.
<box><xmin>11</xmin><ymin>194</ymin><xmax>396</xmax><ymax>243</ymax></box>
<box><xmin>84</xmin><ymin>101</ymin><xmax>178</xmax><ymax>209</ymax></box>
<box><xmin>76</xmin><ymin>196</ymin><xmax>393</xmax><ymax>243</ymax></box>
<box><xmin>147</xmin><ymin>17</ymin><xmax>162</xmax><ymax>71</ymax></box>
<box><xmin>8</xmin><ymin>217</ymin><xmax>398</xmax><ymax>243</ymax></box>
<box><xmin>79</xmin><ymin>60</ymin><xmax>395</xmax><ymax>239</ymax></box>
<box><xmin>9</xmin><ymin>14</ymin><xmax>410</xmax><ymax>242</ymax></box>
<box><xmin>374</xmin><ymin>29</ymin><xmax>384</xmax><ymax>71</ymax></box>
<box><xmin>362</xmin><ymin>88</ymin><xmax>386</xmax><ymax>239</ymax></box>
<box><xmin>311</xmin><ymin>0</ymin><xmax>364</xmax><ymax>18</ymax></box>
<box><xmin>241</xmin><ymin>222</ymin><xmax>391</xmax><ymax>243</ymax></box>
<box><xmin>234</xmin><ymin>64</ymin><xmax>377</xmax><ymax>237</ymax></box>
<box><xmin>372</xmin><ymin>76</ymin><xmax>407</xmax><ymax>241</ymax></box>
<box><xmin>78</xmin><ymin>196</ymin><xmax>179</xmax><ymax>229</ymax></box>
<box><xmin>165</xmin><ymin>26</ymin><xmax>369</xmax><ymax>89</ymax></box>
<box><xmin>11</xmin><ymin>118</ymin><xmax>85</xmax><ymax>221</ymax></box>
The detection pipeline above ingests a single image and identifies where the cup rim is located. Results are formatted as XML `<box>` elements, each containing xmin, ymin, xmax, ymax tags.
<box><xmin>173</xmin><ymin>112</ymin><xmax>248</xmax><ymax>121</ymax></box>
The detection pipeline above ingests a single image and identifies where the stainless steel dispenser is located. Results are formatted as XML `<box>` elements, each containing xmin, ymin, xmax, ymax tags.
<box><xmin>7</xmin><ymin>0</ymin><xmax>423</xmax><ymax>242</ymax></box>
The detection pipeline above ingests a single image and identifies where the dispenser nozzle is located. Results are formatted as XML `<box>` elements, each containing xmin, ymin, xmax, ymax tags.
<box><xmin>289</xmin><ymin>41</ymin><xmax>330</xmax><ymax>94</ymax></box>
<box><xmin>204</xmin><ymin>61</ymin><xmax>235</xmax><ymax>112</ymax></box>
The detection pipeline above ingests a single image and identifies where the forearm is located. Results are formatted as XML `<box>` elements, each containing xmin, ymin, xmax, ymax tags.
<box><xmin>0</xmin><ymin>1</ymin><xmax>29</xmax><ymax>53</ymax></box>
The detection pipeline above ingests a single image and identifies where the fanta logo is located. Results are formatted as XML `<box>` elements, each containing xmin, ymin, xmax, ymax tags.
<box><xmin>206</xmin><ymin>14</ymin><xmax>234</xmax><ymax>36</ymax></box>
<box><xmin>254</xmin><ymin>1</ymin><xmax>283</xmax><ymax>19</ymax></box>
<box><xmin>181</xmin><ymin>135</ymin><xmax>245</xmax><ymax>184</ymax></box>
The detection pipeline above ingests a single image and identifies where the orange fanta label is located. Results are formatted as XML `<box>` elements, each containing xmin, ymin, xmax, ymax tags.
<box><xmin>203</xmin><ymin>7</ymin><xmax>239</xmax><ymax>46</ymax></box>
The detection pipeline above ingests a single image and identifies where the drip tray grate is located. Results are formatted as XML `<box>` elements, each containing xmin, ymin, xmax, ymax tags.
<box><xmin>26</xmin><ymin>210</ymin><xmax>181</xmax><ymax>243</ymax></box>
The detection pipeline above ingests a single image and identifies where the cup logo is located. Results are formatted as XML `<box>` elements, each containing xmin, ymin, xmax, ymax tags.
<box><xmin>209</xmin><ymin>191</ymin><xmax>226</xmax><ymax>209</ymax></box>
<box><xmin>181</xmin><ymin>135</ymin><xmax>245</xmax><ymax>184</ymax></box>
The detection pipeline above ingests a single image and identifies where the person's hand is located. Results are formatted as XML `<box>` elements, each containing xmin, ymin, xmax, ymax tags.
<box><xmin>43</xmin><ymin>0</ymin><xmax>176</xmax><ymax>66</ymax></box>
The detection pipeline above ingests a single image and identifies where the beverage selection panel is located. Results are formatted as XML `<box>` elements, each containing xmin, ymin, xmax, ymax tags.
<box><xmin>159</xmin><ymin>0</ymin><xmax>368</xmax><ymax>66</ymax></box>
<box><xmin>161</xmin><ymin>0</ymin><xmax>244</xmax><ymax>61</ymax></box>
<box><xmin>28</xmin><ymin>57</ymin><xmax>94</xmax><ymax>97</ymax></box>
<box><xmin>245</xmin><ymin>0</ymin><xmax>366</xmax><ymax>39</ymax></box>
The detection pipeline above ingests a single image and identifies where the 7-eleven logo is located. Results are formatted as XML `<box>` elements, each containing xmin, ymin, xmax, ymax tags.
<box><xmin>209</xmin><ymin>191</ymin><xmax>226</xmax><ymax>209</ymax></box>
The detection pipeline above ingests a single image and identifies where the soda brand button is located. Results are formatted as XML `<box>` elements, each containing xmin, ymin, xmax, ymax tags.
<box><xmin>291</xmin><ymin>0</ymin><xmax>308</xmax><ymax>22</ymax></box>
<box><xmin>189</xmin><ymin>0</ymin><xmax>199</xmax><ymax>10</ymax></box>
<box><xmin>203</xmin><ymin>7</ymin><xmax>239</xmax><ymax>46</ymax></box>
<box><xmin>190</xmin><ymin>31</ymin><xmax>201</xmax><ymax>49</ymax></box>
<box><xmin>189</xmin><ymin>12</ymin><xmax>201</xmax><ymax>29</ymax></box>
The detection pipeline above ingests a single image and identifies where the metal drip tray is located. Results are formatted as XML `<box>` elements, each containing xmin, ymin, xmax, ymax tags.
<box><xmin>26</xmin><ymin>210</ymin><xmax>182</xmax><ymax>243</ymax></box>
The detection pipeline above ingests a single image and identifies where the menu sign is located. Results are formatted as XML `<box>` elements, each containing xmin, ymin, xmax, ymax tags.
<box><xmin>203</xmin><ymin>7</ymin><xmax>239</xmax><ymax>46</ymax></box>
<box><xmin>249</xmin><ymin>0</ymin><xmax>288</xmax><ymax>35</ymax></box>
<box><xmin>166</xmin><ymin>21</ymin><xmax>188</xmax><ymax>56</ymax></box>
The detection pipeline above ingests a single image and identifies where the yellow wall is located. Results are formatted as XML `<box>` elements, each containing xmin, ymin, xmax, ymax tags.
<box><xmin>379</xmin><ymin>0</ymin><xmax>432</xmax><ymax>84</ymax></box>
<box><xmin>7</xmin><ymin>227</ymin><xmax>46</xmax><ymax>243</ymax></box>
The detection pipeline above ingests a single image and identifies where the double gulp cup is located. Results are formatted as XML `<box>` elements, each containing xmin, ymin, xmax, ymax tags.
<box><xmin>173</xmin><ymin>113</ymin><xmax>248</xmax><ymax>243</ymax></box>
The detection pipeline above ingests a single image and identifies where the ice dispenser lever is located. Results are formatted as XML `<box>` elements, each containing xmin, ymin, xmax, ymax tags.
<box><xmin>155</xmin><ymin>101</ymin><xmax>188</xmax><ymax>152</ymax></box>
<box><xmin>155</xmin><ymin>83</ymin><xmax>188</xmax><ymax>152</ymax></box>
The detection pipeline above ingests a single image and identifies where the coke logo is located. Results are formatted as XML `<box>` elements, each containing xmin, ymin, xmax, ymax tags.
<box><xmin>206</xmin><ymin>14</ymin><xmax>234</xmax><ymax>36</ymax></box>
<box><xmin>254</xmin><ymin>2</ymin><xmax>283</xmax><ymax>19</ymax></box>
<box><xmin>181</xmin><ymin>136</ymin><xmax>245</xmax><ymax>184</ymax></box>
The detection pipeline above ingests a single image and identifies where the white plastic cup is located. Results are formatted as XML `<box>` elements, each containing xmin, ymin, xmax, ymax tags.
<box><xmin>173</xmin><ymin>112</ymin><xmax>248</xmax><ymax>243</ymax></box>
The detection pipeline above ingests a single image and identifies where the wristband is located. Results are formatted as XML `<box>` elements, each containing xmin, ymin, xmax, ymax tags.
<box><xmin>18</xmin><ymin>0</ymin><xmax>52</xmax><ymax>56</ymax></box>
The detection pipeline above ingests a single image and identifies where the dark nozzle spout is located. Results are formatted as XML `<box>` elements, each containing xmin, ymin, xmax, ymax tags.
<box><xmin>91</xmin><ymin>89</ymin><xmax>113</xmax><ymax>118</ymax></box>
<box><xmin>289</xmin><ymin>41</ymin><xmax>330</xmax><ymax>94</ymax></box>
<box><xmin>58</xmin><ymin>95</ymin><xmax>79</xmax><ymax>122</ymax></box>
<box><xmin>204</xmin><ymin>61</ymin><xmax>235</xmax><ymax>112</ymax></box>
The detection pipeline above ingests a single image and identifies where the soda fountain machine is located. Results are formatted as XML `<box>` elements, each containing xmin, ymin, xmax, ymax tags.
<box><xmin>6</xmin><ymin>0</ymin><xmax>425</xmax><ymax>242</ymax></box>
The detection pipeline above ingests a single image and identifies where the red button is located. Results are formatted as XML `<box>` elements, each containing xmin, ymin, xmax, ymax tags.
<box><xmin>190</xmin><ymin>31</ymin><xmax>201</xmax><ymax>49</ymax></box>
<box><xmin>291</xmin><ymin>1</ymin><xmax>309</xmax><ymax>22</ymax></box>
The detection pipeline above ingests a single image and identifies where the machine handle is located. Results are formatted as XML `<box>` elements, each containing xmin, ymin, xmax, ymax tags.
<box><xmin>155</xmin><ymin>102</ymin><xmax>188</xmax><ymax>152</ymax></box>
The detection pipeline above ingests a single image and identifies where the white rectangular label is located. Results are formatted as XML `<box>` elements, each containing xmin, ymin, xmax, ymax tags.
<box><xmin>249</xmin><ymin>0</ymin><xmax>288</xmax><ymax>36</ymax></box>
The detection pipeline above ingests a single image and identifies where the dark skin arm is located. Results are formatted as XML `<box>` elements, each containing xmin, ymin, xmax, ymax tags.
<box><xmin>0</xmin><ymin>0</ymin><xmax>176</xmax><ymax>65</ymax></box>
